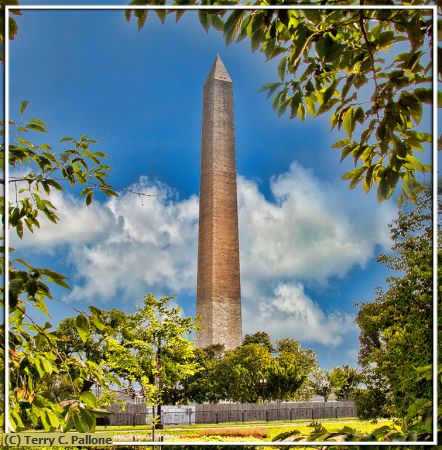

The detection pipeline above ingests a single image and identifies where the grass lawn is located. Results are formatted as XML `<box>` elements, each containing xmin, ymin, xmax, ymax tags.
<box><xmin>108</xmin><ymin>418</ymin><xmax>394</xmax><ymax>442</ymax></box>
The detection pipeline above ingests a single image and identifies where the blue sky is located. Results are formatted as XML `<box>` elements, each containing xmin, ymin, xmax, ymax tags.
<box><xmin>8</xmin><ymin>7</ymin><xmax>432</xmax><ymax>370</ymax></box>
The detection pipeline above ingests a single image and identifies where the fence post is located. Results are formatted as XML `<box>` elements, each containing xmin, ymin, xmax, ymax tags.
<box><xmin>336</xmin><ymin>407</ymin><xmax>338</xmax><ymax>418</ymax></box>
<box><xmin>311</xmin><ymin>408</ymin><xmax>314</xmax><ymax>420</ymax></box>
<box><xmin>242</xmin><ymin>410</ymin><xmax>245</xmax><ymax>423</ymax></box>
<box><xmin>132</xmin><ymin>413</ymin><xmax>136</xmax><ymax>427</ymax></box>
<box><xmin>215</xmin><ymin>411</ymin><xmax>219</xmax><ymax>424</ymax></box>
<box><xmin>290</xmin><ymin>409</ymin><xmax>293</xmax><ymax>421</ymax></box>
<box><xmin>188</xmin><ymin>410</ymin><xmax>192</xmax><ymax>425</ymax></box>
<box><xmin>265</xmin><ymin>411</ymin><xmax>269</xmax><ymax>422</ymax></box>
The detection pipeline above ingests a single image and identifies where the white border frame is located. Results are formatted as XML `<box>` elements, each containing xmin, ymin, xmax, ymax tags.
<box><xmin>4</xmin><ymin>3</ymin><xmax>438</xmax><ymax>446</ymax></box>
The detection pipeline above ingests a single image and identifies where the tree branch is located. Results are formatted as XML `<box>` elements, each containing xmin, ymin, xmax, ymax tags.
<box><xmin>359</xmin><ymin>10</ymin><xmax>380</xmax><ymax>121</ymax></box>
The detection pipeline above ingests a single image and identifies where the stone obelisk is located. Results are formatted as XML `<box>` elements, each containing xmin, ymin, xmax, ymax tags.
<box><xmin>196</xmin><ymin>55</ymin><xmax>242</xmax><ymax>351</ymax></box>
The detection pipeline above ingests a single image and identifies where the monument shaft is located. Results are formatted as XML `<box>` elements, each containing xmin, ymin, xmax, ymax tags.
<box><xmin>196</xmin><ymin>56</ymin><xmax>242</xmax><ymax>351</ymax></box>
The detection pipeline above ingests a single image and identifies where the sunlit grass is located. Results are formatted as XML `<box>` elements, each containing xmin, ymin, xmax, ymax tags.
<box><xmin>107</xmin><ymin>418</ymin><xmax>393</xmax><ymax>442</ymax></box>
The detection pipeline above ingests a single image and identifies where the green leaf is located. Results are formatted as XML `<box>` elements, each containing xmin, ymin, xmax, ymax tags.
<box><xmin>19</xmin><ymin>100</ymin><xmax>29</xmax><ymax>115</ymax></box>
<box><xmin>87</xmin><ymin>407</ymin><xmax>112</xmax><ymax>417</ymax></box>
<box><xmin>322</xmin><ymin>82</ymin><xmax>336</xmax><ymax>106</ymax></box>
<box><xmin>26</xmin><ymin>123</ymin><xmax>47</xmax><ymax>133</ymax></box>
<box><xmin>175</xmin><ymin>10</ymin><xmax>185</xmax><ymax>23</ymax></box>
<box><xmin>407</xmin><ymin>398</ymin><xmax>430</xmax><ymax>419</ymax></box>
<box><xmin>28</xmin><ymin>118</ymin><xmax>47</xmax><ymax>128</ymax></box>
<box><xmin>80</xmin><ymin>391</ymin><xmax>97</xmax><ymax>408</ymax></box>
<box><xmin>73</xmin><ymin>412</ymin><xmax>87</xmax><ymax>433</ymax></box>
<box><xmin>198</xmin><ymin>10</ymin><xmax>210</xmax><ymax>33</ymax></box>
<box><xmin>90</xmin><ymin>313</ymin><xmax>106</xmax><ymax>331</ymax></box>
<box><xmin>224</xmin><ymin>10</ymin><xmax>244</xmax><ymax>46</ymax></box>
<box><xmin>343</xmin><ymin>107</ymin><xmax>356</xmax><ymax>137</ymax></box>
<box><xmin>298</xmin><ymin>103</ymin><xmax>305</xmax><ymax>121</ymax></box>
<box><xmin>46</xmin><ymin>179</ymin><xmax>62</xmax><ymax>191</ymax></box>
<box><xmin>377</xmin><ymin>31</ymin><xmax>395</xmax><ymax>47</ymax></box>
<box><xmin>40</xmin><ymin>410</ymin><xmax>53</xmax><ymax>431</ymax></box>
<box><xmin>154</xmin><ymin>10</ymin><xmax>166</xmax><ymax>24</ymax></box>
<box><xmin>410</xmin><ymin>101</ymin><xmax>423</xmax><ymax>125</ymax></box>
<box><xmin>46</xmin><ymin>409</ymin><xmax>60</xmax><ymax>429</ymax></box>
<box><xmin>290</xmin><ymin>92</ymin><xmax>302</xmax><ymax>118</ymax></box>
<box><xmin>101</xmin><ymin>188</ymin><xmax>118</xmax><ymax>197</ymax></box>
<box><xmin>15</xmin><ymin>258</ymin><xmax>33</xmax><ymax>269</ymax></box>
<box><xmin>277</xmin><ymin>57</ymin><xmax>287</xmax><ymax>81</ymax></box>
<box><xmin>342</xmin><ymin>75</ymin><xmax>354</xmax><ymax>101</ymax></box>
<box><xmin>332</xmin><ymin>138</ymin><xmax>351</xmax><ymax>148</ymax></box>
<box><xmin>39</xmin><ymin>267</ymin><xmax>69</xmax><ymax>281</ymax></box>
<box><xmin>405</xmin><ymin>154</ymin><xmax>430</xmax><ymax>173</ymax></box>
<box><xmin>88</xmin><ymin>305</ymin><xmax>102</xmax><ymax>315</ymax></box>
<box><xmin>372</xmin><ymin>425</ymin><xmax>393</xmax><ymax>439</ymax></box>
<box><xmin>35</xmin><ymin>297</ymin><xmax>49</xmax><ymax>315</ymax></box>
<box><xmin>377</xmin><ymin>167</ymin><xmax>400</xmax><ymax>201</ymax></box>
<box><xmin>211</xmin><ymin>15</ymin><xmax>224</xmax><ymax>32</ymax></box>
<box><xmin>340</xmin><ymin>145</ymin><xmax>355</xmax><ymax>163</ymax></box>
<box><xmin>80</xmin><ymin>408</ymin><xmax>95</xmax><ymax>432</ymax></box>
<box><xmin>305</xmin><ymin>95</ymin><xmax>316</xmax><ymax>117</ymax></box>
<box><xmin>34</xmin><ymin>357</ymin><xmax>46</xmax><ymax>378</ymax></box>
<box><xmin>75</xmin><ymin>314</ymin><xmax>90</xmax><ymax>343</ymax></box>
<box><xmin>11</xmin><ymin>409</ymin><xmax>25</xmax><ymax>430</ymax></box>
<box><xmin>349</xmin><ymin>166</ymin><xmax>366</xmax><ymax>189</ymax></box>
<box><xmin>86</xmin><ymin>190</ymin><xmax>94</xmax><ymax>206</ymax></box>
<box><xmin>251</xmin><ymin>29</ymin><xmax>264</xmax><ymax>53</ymax></box>
<box><xmin>16</xmin><ymin>220</ymin><xmax>23</xmax><ymax>239</ymax></box>
<box><xmin>413</xmin><ymin>88</ymin><xmax>432</xmax><ymax>104</ymax></box>
<box><xmin>258</xmin><ymin>82</ymin><xmax>282</xmax><ymax>99</ymax></box>
<box><xmin>354</xmin><ymin>106</ymin><xmax>364</xmax><ymax>123</ymax></box>
<box><xmin>134</xmin><ymin>10</ymin><xmax>147</xmax><ymax>31</ymax></box>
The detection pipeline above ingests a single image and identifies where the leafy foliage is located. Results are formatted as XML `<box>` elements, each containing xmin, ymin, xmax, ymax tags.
<box><xmin>1</xmin><ymin>103</ymin><xmax>118</xmax><ymax>432</ymax></box>
<box><xmin>184</xmin><ymin>336</ymin><xmax>317</xmax><ymax>403</ymax></box>
<box><xmin>309</xmin><ymin>368</ymin><xmax>334</xmax><ymax>402</ymax></box>
<box><xmin>80</xmin><ymin>295</ymin><xmax>201</xmax><ymax>414</ymax></box>
<box><xmin>51</xmin><ymin>295</ymin><xmax>200</xmax><ymax>423</ymax></box>
<box><xmin>126</xmin><ymin>3</ymin><xmax>436</xmax><ymax>203</ymax></box>
<box><xmin>268</xmin><ymin>339</ymin><xmax>317</xmax><ymax>402</ymax></box>
<box><xmin>182</xmin><ymin>344</ymin><xmax>226</xmax><ymax>404</ymax></box>
<box><xmin>0</xmin><ymin>0</ymin><xmax>21</xmax><ymax>61</ymax></box>
<box><xmin>355</xmin><ymin>187</ymin><xmax>437</xmax><ymax>418</ymax></box>
<box><xmin>242</xmin><ymin>331</ymin><xmax>274</xmax><ymax>352</ymax></box>
<box><xmin>309</xmin><ymin>365</ymin><xmax>362</xmax><ymax>402</ymax></box>
<box><xmin>212</xmin><ymin>344</ymin><xmax>273</xmax><ymax>403</ymax></box>
<box><xmin>330</xmin><ymin>364</ymin><xmax>362</xmax><ymax>401</ymax></box>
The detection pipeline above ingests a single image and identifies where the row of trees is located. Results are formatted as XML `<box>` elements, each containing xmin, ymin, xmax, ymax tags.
<box><xmin>54</xmin><ymin>309</ymin><xmax>361</xmax><ymax>407</ymax></box>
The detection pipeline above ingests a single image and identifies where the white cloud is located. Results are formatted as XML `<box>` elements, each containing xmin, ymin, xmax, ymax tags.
<box><xmin>238</xmin><ymin>162</ymin><xmax>395</xmax><ymax>294</ymax></box>
<box><xmin>11</xmin><ymin>177</ymin><xmax>199</xmax><ymax>303</ymax></box>
<box><xmin>11</xmin><ymin>162</ymin><xmax>396</xmax><ymax>346</ymax></box>
<box><xmin>12</xmin><ymin>190</ymin><xmax>115</xmax><ymax>250</ymax></box>
<box><xmin>65</xmin><ymin>178</ymin><xmax>199</xmax><ymax>303</ymax></box>
<box><xmin>242</xmin><ymin>283</ymin><xmax>356</xmax><ymax>347</ymax></box>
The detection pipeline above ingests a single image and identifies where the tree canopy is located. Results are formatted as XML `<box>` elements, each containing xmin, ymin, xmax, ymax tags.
<box><xmin>184</xmin><ymin>335</ymin><xmax>317</xmax><ymax>403</ymax></box>
<box><xmin>355</xmin><ymin>187</ymin><xmax>437</xmax><ymax>419</ymax></box>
